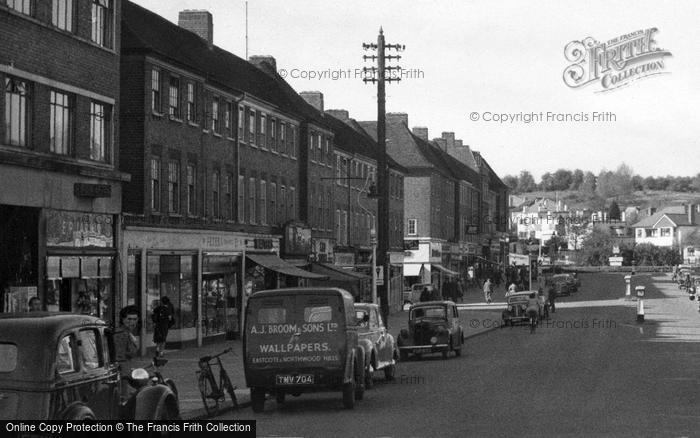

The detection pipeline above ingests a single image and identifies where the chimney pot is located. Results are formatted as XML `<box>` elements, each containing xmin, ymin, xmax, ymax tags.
<box><xmin>300</xmin><ymin>91</ymin><xmax>324</xmax><ymax>112</ymax></box>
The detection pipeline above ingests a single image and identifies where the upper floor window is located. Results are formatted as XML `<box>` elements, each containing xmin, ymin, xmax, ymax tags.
<box><xmin>226</xmin><ymin>173</ymin><xmax>234</xmax><ymax>220</ymax></box>
<box><xmin>186</xmin><ymin>164</ymin><xmax>196</xmax><ymax>216</ymax></box>
<box><xmin>212</xmin><ymin>170</ymin><xmax>220</xmax><ymax>218</ymax></box>
<box><xmin>279</xmin><ymin>122</ymin><xmax>286</xmax><ymax>154</ymax></box>
<box><xmin>89</xmin><ymin>101</ymin><xmax>110</xmax><ymax>163</ymax></box>
<box><xmin>91</xmin><ymin>0</ymin><xmax>113</xmax><ymax>49</ymax></box>
<box><xmin>226</xmin><ymin>102</ymin><xmax>235</xmax><ymax>138</ymax></box>
<box><xmin>325</xmin><ymin>137</ymin><xmax>331</xmax><ymax>165</ymax></box>
<box><xmin>4</xmin><ymin>76</ymin><xmax>29</xmax><ymax>147</ymax></box>
<box><xmin>6</xmin><ymin>0</ymin><xmax>31</xmax><ymax>15</ymax></box>
<box><xmin>150</xmin><ymin>69</ymin><xmax>161</xmax><ymax>113</ymax></box>
<box><xmin>317</xmin><ymin>133</ymin><xmax>323</xmax><ymax>162</ymax></box>
<box><xmin>237</xmin><ymin>175</ymin><xmax>245</xmax><ymax>222</ymax></box>
<box><xmin>237</xmin><ymin>106</ymin><xmax>244</xmax><ymax>140</ymax></box>
<box><xmin>270</xmin><ymin>118</ymin><xmax>276</xmax><ymax>152</ymax></box>
<box><xmin>211</xmin><ymin>96</ymin><xmax>220</xmax><ymax>134</ymax></box>
<box><xmin>408</xmin><ymin>219</ymin><xmax>417</xmax><ymax>236</ymax></box>
<box><xmin>49</xmin><ymin>90</ymin><xmax>73</xmax><ymax>155</ymax></box>
<box><xmin>248</xmin><ymin>109</ymin><xmax>256</xmax><ymax>145</ymax></box>
<box><xmin>52</xmin><ymin>0</ymin><xmax>73</xmax><ymax>31</ymax></box>
<box><xmin>167</xmin><ymin>161</ymin><xmax>180</xmax><ymax>213</ymax></box>
<box><xmin>248</xmin><ymin>177</ymin><xmax>256</xmax><ymax>224</ymax></box>
<box><xmin>259</xmin><ymin>113</ymin><xmax>266</xmax><ymax>148</ymax></box>
<box><xmin>269</xmin><ymin>182</ymin><xmax>277</xmax><ymax>225</ymax></box>
<box><xmin>186</xmin><ymin>83</ymin><xmax>196</xmax><ymax>123</ymax></box>
<box><xmin>290</xmin><ymin>126</ymin><xmax>297</xmax><ymax>158</ymax></box>
<box><xmin>150</xmin><ymin>158</ymin><xmax>161</xmax><ymax>212</ymax></box>
<box><xmin>168</xmin><ymin>76</ymin><xmax>180</xmax><ymax>119</ymax></box>
<box><xmin>289</xmin><ymin>186</ymin><xmax>296</xmax><ymax>220</ymax></box>
<box><xmin>259</xmin><ymin>180</ymin><xmax>267</xmax><ymax>225</ymax></box>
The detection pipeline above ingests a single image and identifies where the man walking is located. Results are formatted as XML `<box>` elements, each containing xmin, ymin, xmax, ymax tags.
<box><xmin>483</xmin><ymin>278</ymin><xmax>494</xmax><ymax>304</ymax></box>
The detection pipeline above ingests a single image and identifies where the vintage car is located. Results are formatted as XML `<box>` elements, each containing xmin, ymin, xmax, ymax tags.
<box><xmin>396</xmin><ymin>301</ymin><xmax>464</xmax><ymax>360</ymax></box>
<box><xmin>243</xmin><ymin>288</ymin><xmax>366</xmax><ymax>412</ymax></box>
<box><xmin>354</xmin><ymin>303</ymin><xmax>398</xmax><ymax>387</ymax></box>
<box><xmin>551</xmin><ymin>273</ymin><xmax>577</xmax><ymax>296</ymax></box>
<box><xmin>0</xmin><ymin>312</ymin><xmax>179</xmax><ymax>420</ymax></box>
<box><xmin>402</xmin><ymin>283</ymin><xmax>438</xmax><ymax>306</ymax></box>
<box><xmin>501</xmin><ymin>290</ymin><xmax>547</xmax><ymax>326</ymax></box>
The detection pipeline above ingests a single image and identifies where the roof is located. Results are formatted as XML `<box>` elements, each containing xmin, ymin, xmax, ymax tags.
<box><xmin>122</xmin><ymin>1</ymin><xmax>327</xmax><ymax>127</ymax></box>
<box><xmin>632</xmin><ymin>206</ymin><xmax>700</xmax><ymax>228</ymax></box>
<box><xmin>686</xmin><ymin>228</ymin><xmax>700</xmax><ymax>246</ymax></box>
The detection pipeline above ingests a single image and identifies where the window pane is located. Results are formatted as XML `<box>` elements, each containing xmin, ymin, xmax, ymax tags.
<box><xmin>91</xmin><ymin>0</ymin><xmax>113</xmax><ymax>48</ymax></box>
<box><xmin>50</xmin><ymin>91</ymin><xmax>72</xmax><ymax>155</ymax></box>
<box><xmin>89</xmin><ymin>102</ymin><xmax>110</xmax><ymax>162</ymax></box>
<box><xmin>52</xmin><ymin>0</ymin><xmax>73</xmax><ymax>31</ymax></box>
<box><xmin>77</xmin><ymin>330</ymin><xmax>101</xmax><ymax>370</ymax></box>
<box><xmin>4</xmin><ymin>76</ymin><xmax>28</xmax><ymax>147</ymax></box>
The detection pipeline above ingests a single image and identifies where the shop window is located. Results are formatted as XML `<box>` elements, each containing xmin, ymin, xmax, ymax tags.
<box><xmin>202</xmin><ymin>255</ymin><xmax>240</xmax><ymax>337</ymax></box>
<box><xmin>146</xmin><ymin>254</ymin><xmax>196</xmax><ymax>333</ymax></box>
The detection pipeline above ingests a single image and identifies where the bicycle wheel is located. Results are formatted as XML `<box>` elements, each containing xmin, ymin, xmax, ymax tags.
<box><xmin>197</xmin><ymin>371</ymin><xmax>220</xmax><ymax>417</ymax></box>
<box><xmin>220</xmin><ymin>369</ymin><xmax>239</xmax><ymax>409</ymax></box>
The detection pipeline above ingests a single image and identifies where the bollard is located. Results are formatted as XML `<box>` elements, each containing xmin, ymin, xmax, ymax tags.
<box><xmin>624</xmin><ymin>275</ymin><xmax>632</xmax><ymax>300</ymax></box>
<box><xmin>635</xmin><ymin>285</ymin><xmax>645</xmax><ymax>323</ymax></box>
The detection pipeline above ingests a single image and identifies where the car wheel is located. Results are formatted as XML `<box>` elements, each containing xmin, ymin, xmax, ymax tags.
<box><xmin>251</xmin><ymin>387</ymin><xmax>266</xmax><ymax>413</ymax></box>
<box><xmin>62</xmin><ymin>404</ymin><xmax>95</xmax><ymax>421</ymax></box>
<box><xmin>365</xmin><ymin>364</ymin><xmax>374</xmax><ymax>389</ymax></box>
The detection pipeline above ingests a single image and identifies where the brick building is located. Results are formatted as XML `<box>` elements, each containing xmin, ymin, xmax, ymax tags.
<box><xmin>0</xmin><ymin>0</ymin><xmax>127</xmax><ymax>322</ymax></box>
<box><xmin>119</xmin><ymin>1</ymin><xmax>323</xmax><ymax>351</ymax></box>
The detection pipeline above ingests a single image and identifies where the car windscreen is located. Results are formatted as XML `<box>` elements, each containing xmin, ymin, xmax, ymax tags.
<box><xmin>411</xmin><ymin>306</ymin><xmax>446</xmax><ymax>319</ymax></box>
<box><xmin>0</xmin><ymin>343</ymin><xmax>17</xmax><ymax>372</ymax></box>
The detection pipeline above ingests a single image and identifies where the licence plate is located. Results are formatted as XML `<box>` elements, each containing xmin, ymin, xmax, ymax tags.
<box><xmin>276</xmin><ymin>374</ymin><xmax>314</xmax><ymax>385</ymax></box>
<box><xmin>414</xmin><ymin>348</ymin><xmax>433</xmax><ymax>354</ymax></box>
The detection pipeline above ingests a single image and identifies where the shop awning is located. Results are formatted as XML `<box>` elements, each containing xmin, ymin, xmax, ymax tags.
<box><xmin>310</xmin><ymin>263</ymin><xmax>371</xmax><ymax>281</ymax></box>
<box><xmin>404</xmin><ymin>263</ymin><xmax>425</xmax><ymax>277</ymax></box>
<box><xmin>432</xmin><ymin>264</ymin><xmax>460</xmax><ymax>277</ymax></box>
<box><xmin>246</xmin><ymin>254</ymin><xmax>327</xmax><ymax>279</ymax></box>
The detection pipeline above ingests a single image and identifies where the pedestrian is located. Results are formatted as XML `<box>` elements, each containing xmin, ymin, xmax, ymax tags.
<box><xmin>547</xmin><ymin>281</ymin><xmax>556</xmax><ymax>313</ymax></box>
<box><xmin>506</xmin><ymin>282</ymin><xmax>518</xmax><ymax>297</ymax></box>
<box><xmin>420</xmin><ymin>287</ymin><xmax>431</xmax><ymax>302</ymax></box>
<box><xmin>114</xmin><ymin>305</ymin><xmax>139</xmax><ymax>396</ymax></box>
<box><xmin>456</xmin><ymin>279</ymin><xmax>465</xmax><ymax>303</ymax></box>
<box><xmin>483</xmin><ymin>278</ymin><xmax>493</xmax><ymax>304</ymax></box>
<box><xmin>28</xmin><ymin>296</ymin><xmax>42</xmax><ymax>312</ymax></box>
<box><xmin>152</xmin><ymin>296</ymin><xmax>174</xmax><ymax>357</ymax></box>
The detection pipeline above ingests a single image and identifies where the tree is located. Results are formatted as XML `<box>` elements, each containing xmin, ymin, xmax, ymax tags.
<box><xmin>608</xmin><ymin>200</ymin><xmax>621</xmax><ymax>220</ymax></box>
<box><xmin>581</xmin><ymin>226</ymin><xmax>614</xmax><ymax>266</ymax></box>
<box><xmin>580</xmin><ymin>171</ymin><xmax>596</xmax><ymax>195</ymax></box>
<box><xmin>517</xmin><ymin>170</ymin><xmax>536</xmax><ymax>192</ymax></box>
<box><xmin>611</xmin><ymin>163</ymin><xmax>634</xmax><ymax>196</ymax></box>
<box><xmin>502</xmin><ymin>174</ymin><xmax>518</xmax><ymax>193</ymax></box>
<box><xmin>570</xmin><ymin>169</ymin><xmax>584</xmax><ymax>190</ymax></box>
<box><xmin>540</xmin><ymin>172</ymin><xmax>554</xmax><ymax>191</ymax></box>
<box><xmin>552</xmin><ymin>169</ymin><xmax>573</xmax><ymax>191</ymax></box>
<box><xmin>631</xmin><ymin>175</ymin><xmax>644</xmax><ymax>191</ymax></box>
<box><xmin>693</xmin><ymin>173</ymin><xmax>700</xmax><ymax>192</ymax></box>
<box><xmin>595</xmin><ymin>170</ymin><xmax>616</xmax><ymax>198</ymax></box>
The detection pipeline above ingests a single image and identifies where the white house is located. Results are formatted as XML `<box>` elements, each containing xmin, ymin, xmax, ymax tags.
<box><xmin>632</xmin><ymin>205</ymin><xmax>700</xmax><ymax>261</ymax></box>
<box><xmin>510</xmin><ymin>198</ymin><xmax>571</xmax><ymax>243</ymax></box>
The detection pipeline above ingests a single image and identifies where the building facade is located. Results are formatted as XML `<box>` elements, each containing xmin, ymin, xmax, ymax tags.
<box><xmin>0</xmin><ymin>0</ymin><xmax>126</xmax><ymax>321</ymax></box>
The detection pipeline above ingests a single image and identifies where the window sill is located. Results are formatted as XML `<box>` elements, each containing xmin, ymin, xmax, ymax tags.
<box><xmin>187</xmin><ymin>121</ymin><xmax>199</xmax><ymax>128</ymax></box>
<box><xmin>213</xmin><ymin>133</ymin><xmax>223</xmax><ymax>138</ymax></box>
<box><xmin>168</xmin><ymin>116</ymin><xmax>183</xmax><ymax>123</ymax></box>
<box><xmin>168</xmin><ymin>213</ymin><xmax>183</xmax><ymax>218</ymax></box>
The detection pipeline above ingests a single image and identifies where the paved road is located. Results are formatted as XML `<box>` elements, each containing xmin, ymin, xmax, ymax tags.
<box><xmin>222</xmin><ymin>273</ymin><xmax>700</xmax><ymax>437</ymax></box>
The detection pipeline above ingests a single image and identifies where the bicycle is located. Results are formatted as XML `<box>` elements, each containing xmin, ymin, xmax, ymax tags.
<box><xmin>197</xmin><ymin>347</ymin><xmax>238</xmax><ymax>416</ymax></box>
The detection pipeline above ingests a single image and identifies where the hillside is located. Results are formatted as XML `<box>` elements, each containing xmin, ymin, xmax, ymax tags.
<box><xmin>511</xmin><ymin>190</ymin><xmax>700</xmax><ymax>212</ymax></box>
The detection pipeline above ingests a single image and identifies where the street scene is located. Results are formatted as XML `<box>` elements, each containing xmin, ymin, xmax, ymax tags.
<box><xmin>1</xmin><ymin>0</ymin><xmax>700</xmax><ymax>437</ymax></box>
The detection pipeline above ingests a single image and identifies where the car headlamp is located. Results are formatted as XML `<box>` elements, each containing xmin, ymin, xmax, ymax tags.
<box><xmin>131</xmin><ymin>368</ymin><xmax>150</xmax><ymax>387</ymax></box>
<box><xmin>520</xmin><ymin>304</ymin><xmax>526</xmax><ymax>311</ymax></box>
<box><xmin>430</xmin><ymin>336</ymin><xmax>438</xmax><ymax>344</ymax></box>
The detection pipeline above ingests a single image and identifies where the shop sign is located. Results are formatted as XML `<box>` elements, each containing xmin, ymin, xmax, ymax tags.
<box><xmin>245</xmin><ymin>238</ymin><xmax>276</xmax><ymax>251</ymax></box>
<box><xmin>404</xmin><ymin>240</ymin><xmax>419</xmax><ymax>251</ymax></box>
<box><xmin>47</xmin><ymin>211</ymin><xmax>114</xmax><ymax>248</ymax></box>
<box><xmin>74</xmin><ymin>183</ymin><xmax>111</xmax><ymax>198</ymax></box>
<box><xmin>389</xmin><ymin>252</ymin><xmax>404</xmax><ymax>265</ymax></box>
<box><xmin>202</xmin><ymin>235</ymin><xmax>246</xmax><ymax>251</ymax></box>
<box><xmin>283</xmin><ymin>223</ymin><xmax>312</xmax><ymax>256</ymax></box>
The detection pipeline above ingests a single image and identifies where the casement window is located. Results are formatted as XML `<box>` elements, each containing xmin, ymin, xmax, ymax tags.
<box><xmin>52</xmin><ymin>0</ymin><xmax>73</xmax><ymax>31</ymax></box>
<box><xmin>259</xmin><ymin>180</ymin><xmax>267</xmax><ymax>225</ymax></box>
<box><xmin>317</xmin><ymin>133</ymin><xmax>323</xmax><ymax>163</ymax></box>
<box><xmin>4</xmin><ymin>76</ymin><xmax>29</xmax><ymax>147</ymax></box>
<box><xmin>212</xmin><ymin>171</ymin><xmax>220</xmax><ymax>218</ymax></box>
<box><xmin>150</xmin><ymin>158</ymin><xmax>161</xmax><ymax>212</ymax></box>
<box><xmin>325</xmin><ymin>137</ymin><xmax>331</xmax><ymax>165</ymax></box>
<box><xmin>336</xmin><ymin>210</ymin><xmax>341</xmax><ymax>243</ymax></box>
<box><xmin>237</xmin><ymin>106</ymin><xmax>244</xmax><ymax>140</ymax></box>
<box><xmin>248</xmin><ymin>109</ymin><xmax>256</xmax><ymax>145</ymax></box>
<box><xmin>50</xmin><ymin>90</ymin><xmax>73</xmax><ymax>155</ymax></box>
<box><xmin>168</xmin><ymin>76</ymin><xmax>180</xmax><ymax>119</ymax></box>
<box><xmin>237</xmin><ymin>175</ymin><xmax>245</xmax><ymax>222</ymax></box>
<box><xmin>6</xmin><ymin>0</ymin><xmax>31</xmax><ymax>15</ymax></box>
<box><xmin>89</xmin><ymin>101</ymin><xmax>110</xmax><ymax>163</ymax></box>
<box><xmin>211</xmin><ymin>96</ymin><xmax>220</xmax><ymax>134</ymax></box>
<box><xmin>226</xmin><ymin>173</ymin><xmax>234</xmax><ymax>219</ymax></box>
<box><xmin>151</xmin><ymin>69</ymin><xmax>161</xmax><ymax>113</ymax></box>
<box><xmin>90</xmin><ymin>0</ymin><xmax>113</xmax><ymax>49</ymax></box>
<box><xmin>248</xmin><ymin>177</ymin><xmax>256</xmax><ymax>224</ymax></box>
<box><xmin>290</xmin><ymin>126</ymin><xmax>296</xmax><ymax>158</ymax></box>
<box><xmin>279</xmin><ymin>122</ymin><xmax>286</xmax><ymax>154</ymax></box>
<box><xmin>269</xmin><ymin>183</ymin><xmax>277</xmax><ymax>225</ymax></box>
<box><xmin>186</xmin><ymin>83</ymin><xmax>196</xmax><ymax>122</ymax></box>
<box><xmin>259</xmin><ymin>113</ymin><xmax>266</xmax><ymax>148</ymax></box>
<box><xmin>186</xmin><ymin>164</ymin><xmax>196</xmax><ymax>216</ymax></box>
<box><xmin>279</xmin><ymin>185</ymin><xmax>286</xmax><ymax>222</ymax></box>
<box><xmin>309</xmin><ymin>132</ymin><xmax>315</xmax><ymax>161</ymax></box>
<box><xmin>408</xmin><ymin>219</ymin><xmax>417</xmax><ymax>236</ymax></box>
<box><xmin>167</xmin><ymin>161</ymin><xmax>180</xmax><ymax>213</ymax></box>
<box><xmin>660</xmin><ymin>227</ymin><xmax>671</xmax><ymax>237</ymax></box>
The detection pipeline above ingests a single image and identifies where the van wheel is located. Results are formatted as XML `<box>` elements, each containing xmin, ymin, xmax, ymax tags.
<box><xmin>251</xmin><ymin>388</ymin><xmax>266</xmax><ymax>413</ymax></box>
<box><xmin>275</xmin><ymin>392</ymin><xmax>285</xmax><ymax>404</ymax></box>
<box><xmin>63</xmin><ymin>404</ymin><xmax>95</xmax><ymax>420</ymax></box>
<box><xmin>342</xmin><ymin>381</ymin><xmax>355</xmax><ymax>409</ymax></box>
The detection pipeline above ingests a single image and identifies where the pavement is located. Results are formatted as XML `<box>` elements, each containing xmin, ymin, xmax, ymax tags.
<box><xmin>128</xmin><ymin>298</ymin><xmax>503</xmax><ymax>420</ymax></box>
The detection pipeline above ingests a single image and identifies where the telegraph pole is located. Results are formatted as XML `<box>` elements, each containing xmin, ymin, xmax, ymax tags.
<box><xmin>363</xmin><ymin>28</ymin><xmax>404</xmax><ymax>328</ymax></box>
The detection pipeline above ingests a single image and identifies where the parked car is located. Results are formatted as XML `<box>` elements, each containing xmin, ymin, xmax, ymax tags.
<box><xmin>396</xmin><ymin>301</ymin><xmax>463</xmax><ymax>360</ymax></box>
<box><xmin>354</xmin><ymin>303</ymin><xmax>398</xmax><ymax>387</ymax></box>
<box><xmin>551</xmin><ymin>273</ymin><xmax>577</xmax><ymax>296</ymax></box>
<box><xmin>243</xmin><ymin>288</ymin><xmax>366</xmax><ymax>412</ymax></box>
<box><xmin>402</xmin><ymin>283</ymin><xmax>439</xmax><ymax>306</ymax></box>
<box><xmin>0</xmin><ymin>313</ymin><xmax>179</xmax><ymax>420</ymax></box>
<box><xmin>501</xmin><ymin>290</ymin><xmax>548</xmax><ymax>326</ymax></box>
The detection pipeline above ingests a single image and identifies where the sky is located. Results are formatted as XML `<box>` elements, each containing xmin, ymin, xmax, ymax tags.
<box><xmin>131</xmin><ymin>0</ymin><xmax>700</xmax><ymax>181</ymax></box>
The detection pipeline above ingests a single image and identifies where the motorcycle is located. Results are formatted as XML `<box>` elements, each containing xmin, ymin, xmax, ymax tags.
<box><xmin>121</xmin><ymin>356</ymin><xmax>180</xmax><ymax>420</ymax></box>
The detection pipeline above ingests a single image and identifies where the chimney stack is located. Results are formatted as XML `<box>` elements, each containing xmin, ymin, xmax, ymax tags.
<box><xmin>412</xmin><ymin>127</ymin><xmax>429</xmax><ymax>141</ymax></box>
<box><xmin>178</xmin><ymin>10</ymin><xmax>213</xmax><ymax>48</ymax></box>
<box><xmin>386</xmin><ymin>112</ymin><xmax>408</xmax><ymax>126</ymax></box>
<box><xmin>326</xmin><ymin>109</ymin><xmax>349</xmax><ymax>121</ymax></box>
<box><xmin>249</xmin><ymin>55</ymin><xmax>277</xmax><ymax>77</ymax></box>
<box><xmin>300</xmin><ymin>91</ymin><xmax>324</xmax><ymax>112</ymax></box>
<box><xmin>688</xmin><ymin>204</ymin><xmax>697</xmax><ymax>224</ymax></box>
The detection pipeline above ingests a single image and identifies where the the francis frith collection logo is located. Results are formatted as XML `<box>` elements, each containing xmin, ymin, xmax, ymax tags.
<box><xmin>563</xmin><ymin>28</ymin><xmax>672</xmax><ymax>92</ymax></box>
